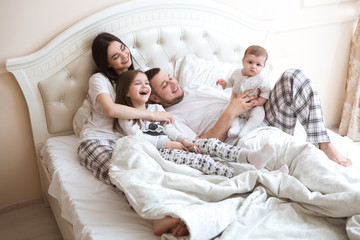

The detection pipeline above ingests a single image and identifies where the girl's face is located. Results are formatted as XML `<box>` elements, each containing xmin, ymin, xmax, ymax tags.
<box><xmin>107</xmin><ymin>41</ymin><xmax>132</xmax><ymax>75</ymax></box>
<box><xmin>126</xmin><ymin>73</ymin><xmax>151</xmax><ymax>109</ymax></box>
<box><xmin>242</xmin><ymin>54</ymin><xmax>266</xmax><ymax>77</ymax></box>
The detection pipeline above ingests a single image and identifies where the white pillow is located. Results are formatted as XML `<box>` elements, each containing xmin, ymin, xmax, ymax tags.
<box><xmin>174</xmin><ymin>54</ymin><xmax>240</xmax><ymax>88</ymax></box>
<box><xmin>73</xmin><ymin>98</ymin><xmax>91</xmax><ymax>137</ymax></box>
<box><xmin>174</xmin><ymin>54</ymin><xmax>273</xmax><ymax>88</ymax></box>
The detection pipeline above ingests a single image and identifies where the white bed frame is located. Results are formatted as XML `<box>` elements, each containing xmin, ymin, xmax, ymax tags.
<box><xmin>6</xmin><ymin>0</ymin><xmax>272</xmax><ymax>239</ymax></box>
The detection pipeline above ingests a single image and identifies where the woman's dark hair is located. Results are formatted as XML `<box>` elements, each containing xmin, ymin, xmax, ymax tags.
<box><xmin>113</xmin><ymin>70</ymin><xmax>145</xmax><ymax>132</ymax></box>
<box><xmin>91</xmin><ymin>32</ymin><xmax>134</xmax><ymax>82</ymax></box>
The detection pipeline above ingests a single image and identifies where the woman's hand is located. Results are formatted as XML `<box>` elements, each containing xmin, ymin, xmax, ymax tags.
<box><xmin>148</xmin><ymin>111</ymin><xmax>173</xmax><ymax>123</ymax></box>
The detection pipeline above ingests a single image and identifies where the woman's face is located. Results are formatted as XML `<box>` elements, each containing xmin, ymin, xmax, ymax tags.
<box><xmin>107</xmin><ymin>41</ymin><xmax>132</xmax><ymax>75</ymax></box>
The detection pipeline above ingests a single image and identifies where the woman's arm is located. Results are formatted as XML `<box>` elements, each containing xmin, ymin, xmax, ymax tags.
<box><xmin>97</xmin><ymin>93</ymin><xmax>173</xmax><ymax>122</ymax></box>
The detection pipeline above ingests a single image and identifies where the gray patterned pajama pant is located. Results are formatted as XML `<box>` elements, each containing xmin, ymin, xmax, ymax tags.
<box><xmin>158</xmin><ymin>138</ymin><xmax>249</xmax><ymax>178</ymax></box>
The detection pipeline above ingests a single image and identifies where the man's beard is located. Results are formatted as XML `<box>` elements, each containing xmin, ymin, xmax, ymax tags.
<box><xmin>159</xmin><ymin>92</ymin><xmax>184</xmax><ymax>108</ymax></box>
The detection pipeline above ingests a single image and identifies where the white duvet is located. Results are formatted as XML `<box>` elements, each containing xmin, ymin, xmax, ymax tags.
<box><xmin>109</xmin><ymin>127</ymin><xmax>360</xmax><ymax>240</ymax></box>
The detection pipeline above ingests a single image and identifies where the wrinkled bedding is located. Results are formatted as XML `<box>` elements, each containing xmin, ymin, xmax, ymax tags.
<box><xmin>109</xmin><ymin>127</ymin><xmax>360</xmax><ymax>240</ymax></box>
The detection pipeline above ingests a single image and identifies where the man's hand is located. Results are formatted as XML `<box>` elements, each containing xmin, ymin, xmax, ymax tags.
<box><xmin>199</xmin><ymin>89</ymin><xmax>258</xmax><ymax>142</ymax></box>
<box><xmin>227</xmin><ymin>89</ymin><xmax>258</xmax><ymax>118</ymax></box>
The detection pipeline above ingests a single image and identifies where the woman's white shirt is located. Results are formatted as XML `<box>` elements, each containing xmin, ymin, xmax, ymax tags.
<box><xmin>80</xmin><ymin>73</ymin><xmax>123</xmax><ymax>140</ymax></box>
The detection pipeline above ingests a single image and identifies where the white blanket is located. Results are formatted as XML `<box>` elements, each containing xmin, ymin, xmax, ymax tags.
<box><xmin>109</xmin><ymin>127</ymin><xmax>360</xmax><ymax>240</ymax></box>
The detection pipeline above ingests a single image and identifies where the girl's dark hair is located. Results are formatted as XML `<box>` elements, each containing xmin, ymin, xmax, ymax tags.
<box><xmin>113</xmin><ymin>70</ymin><xmax>145</xmax><ymax>132</ymax></box>
<box><xmin>91</xmin><ymin>32</ymin><xmax>134</xmax><ymax>82</ymax></box>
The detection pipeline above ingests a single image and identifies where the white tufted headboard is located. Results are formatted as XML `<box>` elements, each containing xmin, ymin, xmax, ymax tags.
<box><xmin>6</xmin><ymin>0</ymin><xmax>272</xmax><ymax>159</ymax></box>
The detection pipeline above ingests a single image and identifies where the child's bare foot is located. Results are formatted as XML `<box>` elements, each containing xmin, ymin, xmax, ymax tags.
<box><xmin>172</xmin><ymin>220</ymin><xmax>189</xmax><ymax>237</ymax></box>
<box><xmin>319</xmin><ymin>142</ymin><xmax>352</xmax><ymax>167</ymax></box>
<box><xmin>153</xmin><ymin>217</ymin><xmax>189</xmax><ymax>237</ymax></box>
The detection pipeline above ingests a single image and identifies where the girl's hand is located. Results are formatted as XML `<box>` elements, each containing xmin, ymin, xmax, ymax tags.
<box><xmin>181</xmin><ymin>139</ymin><xmax>201</xmax><ymax>154</ymax></box>
<box><xmin>148</xmin><ymin>111</ymin><xmax>173</xmax><ymax>123</ymax></box>
<box><xmin>165</xmin><ymin>141</ymin><xmax>187</xmax><ymax>150</ymax></box>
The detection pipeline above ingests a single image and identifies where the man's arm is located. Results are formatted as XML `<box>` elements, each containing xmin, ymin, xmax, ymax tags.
<box><xmin>199</xmin><ymin>89</ymin><xmax>257</xmax><ymax>141</ymax></box>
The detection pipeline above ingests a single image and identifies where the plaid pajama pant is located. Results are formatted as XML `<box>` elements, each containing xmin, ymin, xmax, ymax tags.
<box><xmin>264</xmin><ymin>69</ymin><xmax>330</xmax><ymax>145</ymax></box>
<box><xmin>78</xmin><ymin>139</ymin><xmax>115</xmax><ymax>184</ymax></box>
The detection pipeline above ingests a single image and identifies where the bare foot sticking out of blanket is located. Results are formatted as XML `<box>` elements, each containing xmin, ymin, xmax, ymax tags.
<box><xmin>247</xmin><ymin>143</ymin><xmax>275</xmax><ymax>169</ymax></box>
<box><xmin>153</xmin><ymin>217</ymin><xmax>189</xmax><ymax>237</ymax></box>
<box><xmin>268</xmin><ymin>164</ymin><xmax>289</xmax><ymax>176</ymax></box>
<box><xmin>319</xmin><ymin>142</ymin><xmax>352</xmax><ymax>167</ymax></box>
<box><xmin>172</xmin><ymin>219</ymin><xmax>189</xmax><ymax>237</ymax></box>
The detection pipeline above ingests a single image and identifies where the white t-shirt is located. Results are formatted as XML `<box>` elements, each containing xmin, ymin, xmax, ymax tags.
<box><xmin>165</xmin><ymin>83</ymin><xmax>230</xmax><ymax>139</ymax></box>
<box><xmin>118</xmin><ymin>104</ymin><xmax>185</xmax><ymax>149</ymax></box>
<box><xmin>80</xmin><ymin>73</ymin><xmax>123</xmax><ymax>140</ymax></box>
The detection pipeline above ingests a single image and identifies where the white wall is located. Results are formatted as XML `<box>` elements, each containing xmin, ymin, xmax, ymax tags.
<box><xmin>0</xmin><ymin>0</ymin><xmax>359</xmax><ymax>208</ymax></box>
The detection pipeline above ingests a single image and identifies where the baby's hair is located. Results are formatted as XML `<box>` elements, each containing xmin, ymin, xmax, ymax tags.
<box><xmin>113</xmin><ymin>69</ymin><xmax>145</xmax><ymax>132</ymax></box>
<box><xmin>244</xmin><ymin>45</ymin><xmax>268</xmax><ymax>62</ymax></box>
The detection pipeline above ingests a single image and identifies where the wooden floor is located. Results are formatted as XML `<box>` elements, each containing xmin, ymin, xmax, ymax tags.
<box><xmin>0</xmin><ymin>200</ymin><xmax>63</xmax><ymax>240</ymax></box>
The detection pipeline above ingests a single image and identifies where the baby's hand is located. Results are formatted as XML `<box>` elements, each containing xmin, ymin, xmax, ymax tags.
<box><xmin>250</xmin><ymin>99</ymin><xmax>259</xmax><ymax>106</ymax></box>
<box><xmin>216</xmin><ymin>79</ymin><xmax>227</xmax><ymax>89</ymax></box>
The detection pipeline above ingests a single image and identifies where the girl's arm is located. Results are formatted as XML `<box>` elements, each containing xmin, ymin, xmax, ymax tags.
<box><xmin>97</xmin><ymin>93</ymin><xmax>173</xmax><ymax>123</ymax></box>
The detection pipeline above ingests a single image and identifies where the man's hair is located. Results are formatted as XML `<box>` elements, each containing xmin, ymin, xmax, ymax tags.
<box><xmin>145</xmin><ymin>68</ymin><xmax>161</xmax><ymax>103</ymax></box>
<box><xmin>244</xmin><ymin>45</ymin><xmax>268</xmax><ymax>62</ymax></box>
<box><xmin>145</xmin><ymin>68</ymin><xmax>161</xmax><ymax>82</ymax></box>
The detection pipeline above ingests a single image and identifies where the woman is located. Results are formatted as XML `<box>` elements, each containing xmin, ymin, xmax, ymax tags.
<box><xmin>78</xmin><ymin>32</ymin><xmax>172</xmax><ymax>184</ymax></box>
<box><xmin>77</xmin><ymin>32</ymin><xmax>185</xmax><ymax>237</ymax></box>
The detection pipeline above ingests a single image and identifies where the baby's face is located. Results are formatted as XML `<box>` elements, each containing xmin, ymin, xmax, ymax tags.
<box><xmin>242</xmin><ymin>54</ymin><xmax>266</xmax><ymax>77</ymax></box>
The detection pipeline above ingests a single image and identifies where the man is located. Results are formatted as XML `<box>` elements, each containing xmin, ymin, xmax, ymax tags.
<box><xmin>145</xmin><ymin>68</ymin><xmax>352</xmax><ymax>167</ymax></box>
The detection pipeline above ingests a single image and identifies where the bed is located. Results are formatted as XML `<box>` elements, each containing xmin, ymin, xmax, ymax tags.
<box><xmin>6</xmin><ymin>0</ymin><xmax>360</xmax><ymax>239</ymax></box>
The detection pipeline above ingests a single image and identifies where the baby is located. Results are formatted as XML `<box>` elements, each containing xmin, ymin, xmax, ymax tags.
<box><xmin>216</xmin><ymin>45</ymin><xmax>271</xmax><ymax>138</ymax></box>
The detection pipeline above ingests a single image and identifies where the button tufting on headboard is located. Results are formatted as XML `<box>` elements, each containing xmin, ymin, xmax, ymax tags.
<box><xmin>38</xmin><ymin>51</ymin><xmax>95</xmax><ymax>133</ymax></box>
<box><xmin>37</xmin><ymin>26</ymin><xmax>247</xmax><ymax>134</ymax></box>
<box><xmin>7</xmin><ymin>0</ymin><xmax>271</xmax><ymax>145</ymax></box>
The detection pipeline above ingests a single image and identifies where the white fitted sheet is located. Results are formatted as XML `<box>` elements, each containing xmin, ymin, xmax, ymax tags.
<box><xmin>40</xmin><ymin>135</ymin><xmax>159</xmax><ymax>240</ymax></box>
<box><xmin>40</xmin><ymin>128</ymin><xmax>360</xmax><ymax>240</ymax></box>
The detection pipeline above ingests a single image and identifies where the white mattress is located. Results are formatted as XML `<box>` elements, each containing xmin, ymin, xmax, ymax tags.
<box><xmin>40</xmin><ymin>135</ymin><xmax>159</xmax><ymax>240</ymax></box>
<box><xmin>40</xmin><ymin>129</ymin><xmax>360</xmax><ymax>240</ymax></box>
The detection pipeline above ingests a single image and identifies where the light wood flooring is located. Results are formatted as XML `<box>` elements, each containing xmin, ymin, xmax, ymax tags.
<box><xmin>0</xmin><ymin>200</ymin><xmax>63</xmax><ymax>240</ymax></box>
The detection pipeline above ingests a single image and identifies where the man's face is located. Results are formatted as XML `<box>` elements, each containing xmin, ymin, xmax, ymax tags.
<box><xmin>149</xmin><ymin>70</ymin><xmax>184</xmax><ymax>108</ymax></box>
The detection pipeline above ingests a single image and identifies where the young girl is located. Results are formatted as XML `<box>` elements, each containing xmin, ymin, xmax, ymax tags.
<box><xmin>113</xmin><ymin>70</ymin><xmax>289</xmax><ymax>177</ymax></box>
